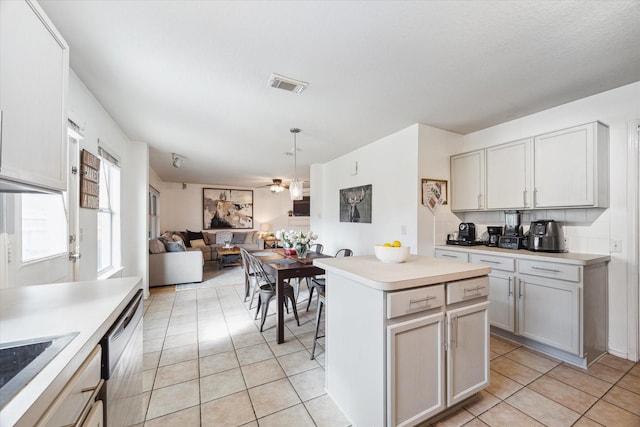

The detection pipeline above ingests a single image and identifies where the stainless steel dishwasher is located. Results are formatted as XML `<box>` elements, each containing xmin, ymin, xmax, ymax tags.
<box><xmin>100</xmin><ymin>289</ymin><xmax>143</xmax><ymax>426</ymax></box>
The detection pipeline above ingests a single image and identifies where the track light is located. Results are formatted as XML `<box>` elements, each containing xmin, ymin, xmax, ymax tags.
<box><xmin>172</xmin><ymin>153</ymin><xmax>182</xmax><ymax>168</ymax></box>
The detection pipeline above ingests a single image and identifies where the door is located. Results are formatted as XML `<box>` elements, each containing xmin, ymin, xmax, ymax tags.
<box><xmin>486</xmin><ymin>138</ymin><xmax>533</xmax><ymax>209</ymax></box>
<box><xmin>488</xmin><ymin>273</ymin><xmax>516</xmax><ymax>332</ymax></box>
<box><xmin>446</xmin><ymin>301</ymin><xmax>490</xmax><ymax>406</ymax></box>
<box><xmin>387</xmin><ymin>312</ymin><xmax>445</xmax><ymax>427</ymax></box>
<box><xmin>533</xmin><ymin>123</ymin><xmax>594</xmax><ymax>208</ymax></box>
<box><xmin>517</xmin><ymin>276</ymin><xmax>580</xmax><ymax>355</ymax></box>
<box><xmin>450</xmin><ymin>150</ymin><xmax>485</xmax><ymax>211</ymax></box>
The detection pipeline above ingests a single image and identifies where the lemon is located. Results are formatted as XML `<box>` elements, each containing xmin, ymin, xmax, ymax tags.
<box><xmin>383</xmin><ymin>243</ymin><xmax>392</xmax><ymax>247</ymax></box>
<box><xmin>392</xmin><ymin>240</ymin><xmax>402</xmax><ymax>247</ymax></box>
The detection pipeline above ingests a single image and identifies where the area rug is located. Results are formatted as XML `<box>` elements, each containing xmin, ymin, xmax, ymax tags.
<box><xmin>176</xmin><ymin>262</ymin><xmax>244</xmax><ymax>291</ymax></box>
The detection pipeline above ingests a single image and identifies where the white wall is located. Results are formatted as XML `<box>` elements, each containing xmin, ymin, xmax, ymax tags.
<box><xmin>68</xmin><ymin>71</ymin><xmax>148</xmax><ymax>285</ymax></box>
<box><xmin>459</xmin><ymin>81</ymin><xmax>640</xmax><ymax>359</ymax></box>
<box><xmin>160</xmin><ymin>182</ymin><xmax>296</xmax><ymax>233</ymax></box>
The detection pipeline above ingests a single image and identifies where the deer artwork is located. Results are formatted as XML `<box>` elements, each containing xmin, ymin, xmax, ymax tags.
<box><xmin>342</xmin><ymin>187</ymin><xmax>367</xmax><ymax>222</ymax></box>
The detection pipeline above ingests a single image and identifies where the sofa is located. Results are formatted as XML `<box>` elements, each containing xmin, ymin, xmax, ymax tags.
<box><xmin>163</xmin><ymin>229</ymin><xmax>265</xmax><ymax>262</ymax></box>
<box><xmin>148</xmin><ymin>238</ymin><xmax>203</xmax><ymax>287</ymax></box>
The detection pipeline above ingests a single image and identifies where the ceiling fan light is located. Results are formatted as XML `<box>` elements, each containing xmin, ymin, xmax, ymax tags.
<box><xmin>289</xmin><ymin>179</ymin><xmax>303</xmax><ymax>200</ymax></box>
<box><xmin>270</xmin><ymin>184</ymin><xmax>284</xmax><ymax>193</ymax></box>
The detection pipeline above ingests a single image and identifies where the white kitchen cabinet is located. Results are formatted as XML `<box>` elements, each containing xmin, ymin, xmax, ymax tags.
<box><xmin>450</xmin><ymin>150</ymin><xmax>485</xmax><ymax>211</ymax></box>
<box><xmin>0</xmin><ymin>0</ymin><xmax>69</xmax><ymax>192</ymax></box>
<box><xmin>486</xmin><ymin>138</ymin><xmax>533</xmax><ymax>209</ymax></box>
<box><xmin>533</xmin><ymin>122</ymin><xmax>609</xmax><ymax>208</ymax></box>
<box><xmin>446</xmin><ymin>301</ymin><xmax>489</xmax><ymax>406</ymax></box>
<box><xmin>387</xmin><ymin>313</ymin><xmax>445</xmax><ymax>427</ymax></box>
<box><xmin>517</xmin><ymin>275</ymin><xmax>580</xmax><ymax>354</ymax></box>
<box><xmin>436</xmin><ymin>246</ymin><xmax>608</xmax><ymax>368</ymax></box>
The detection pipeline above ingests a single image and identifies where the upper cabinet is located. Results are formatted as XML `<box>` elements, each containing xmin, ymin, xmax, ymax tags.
<box><xmin>533</xmin><ymin>122</ymin><xmax>609</xmax><ymax>208</ymax></box>
<box><xmin>0</xmin><ymin>0</ymin><xmax>69</xmax><ymax>192</ymax></box>
<box><xmin>450</xmin><ymin>150</ymin><xmax>485</xmax><ymax>211</ymax></box>
<box><xmin>486</xmin><ymin>138</ymin><xmax>533</xmax><ymax>210</ymax></box>
<box><xmin>451</xmin><ymin>122</ymin><xmax>609</xmax><ymax>212</ymax></box>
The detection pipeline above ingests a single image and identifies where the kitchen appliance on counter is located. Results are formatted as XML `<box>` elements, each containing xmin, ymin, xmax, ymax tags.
<box><xmin>528</xmin><ymin>219</ymin><xmax>566</xmax><ymax>252</ymax></box>
<box><xmin>447</xmin><ymin>223</ymin><xmax>484</xmax><ymax>246</ymax></box>
<box><xmin>486</xmin><ymin>226</ymin><xmax>503</xmax><ymax>247</ymax></box>
<box><xmin>498</xmin><ymin>210</ymin><xmax>526</xmax><ymax>249</ymax></box>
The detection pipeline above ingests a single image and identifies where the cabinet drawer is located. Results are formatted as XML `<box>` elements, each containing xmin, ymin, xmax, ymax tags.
<box><xmin>446</xmin><ymin>276</ymin><xmax>489</xmax><ymax>304</ymax></box>
<box><xmin>435</xmin><ymin>249</ymin><xmax>469</xmax><ymax>262</ymax></box>
<box><xmin>470</xmin><ymin>253</ymin><xmax>515</xmax><ymax>272</ymax></box>
<box><xmin>518</xmin><ymin>259</ymin><xmax>580</xmax><ymax>282</ymax></box>
<box><xmin>387</xmin><ymin>285</ymin><xmax>445</xmax><ymax>319</ymax></box>
<box><xmin>38</xmin><ymin>345</ymin><xmax>102</xmax><ymax>427</ymax></box>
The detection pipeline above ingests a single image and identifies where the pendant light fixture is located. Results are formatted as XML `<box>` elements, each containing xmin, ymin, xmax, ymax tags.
<box><xmin>289</xmin><ymin>128</ymin><xmax>303</xmax><ymax>200</ymax></box>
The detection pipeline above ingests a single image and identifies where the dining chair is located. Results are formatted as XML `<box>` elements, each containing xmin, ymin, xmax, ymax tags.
<box><xmin>291</xmin><ymin>243</ymin><xmax>324</xmax><ymax>300</ymax></box>
<box><xmin>249</xmin><ymin>253</ymin><xmax>300</xmax><ymax>332</ymax></box>
<box><xmin>310</xmin><ymin>289</ymin><xmax>325</xmax><ymax>360</ymax></box>
<box><xmin>306</xmin><ymin>248</ymin><xmax>352</xmax><ymax>311</ymax></box>
<box><xmin>309</xmin><ymin>243</ymin><xmax>324</xmax><ymax>254</ymax></box>
<box><xmin>240</xmin><ymin>248</ymin><xmax>260</xmax><ymax>309</ymax></box>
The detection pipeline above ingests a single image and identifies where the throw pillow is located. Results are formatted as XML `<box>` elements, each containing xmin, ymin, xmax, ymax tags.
<box><xmin>244</xmin><ymin>231</ymin><xmax>256</xmax><ymax>244</ymax></box>
<box><xmin>164</xmin><ymin>240</ymin><xmax>186</xmax><ymax>252</ymax></box>
<box><xmin>149</xmin><ymin>239</ymin><xmax>166</xmax><ymax>254</ymax></box>
<box><xmin>190</xmin><ymin>239</ymin><xmax>206</xmax><ymax>248</ymax></box>
<box><xmin>187</xmin><ymin>229</ymin><xmax>204</xmax><ymax>242</ymax></box>
<box><xmin>231</xmin><ymin>232</ymin><xmax>245</xmax><ymax>244</ymax></box>
<box><xmin>216</xmin><ymin>230</ymin><xmax>233</xmax><ymax>244</ymax></box>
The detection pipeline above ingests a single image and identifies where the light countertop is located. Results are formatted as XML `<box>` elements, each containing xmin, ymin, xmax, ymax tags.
<box><xmin>434</xmin><ymin>245</ymin><xmax>611</xmax><ymax>265</ymax></box>
<box><xmin>0</xmin><ymin>277</ymin><xmax>142</xmax><ymax>427</ymax></box>
<box><xmin>314</xmin><ymin>255</ymin><xmax>490</xmax><ymax>291</ymax></box>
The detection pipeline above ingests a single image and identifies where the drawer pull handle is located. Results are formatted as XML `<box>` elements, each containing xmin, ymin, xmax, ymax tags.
<box><xmin>410</xmin><ymin>296</ymin><xmax>437</xmax><ymax>304</ymax></box>
<box><xmin>479</xmin><ymin>259</ymin><xmax>501</xmax><ymax>264</ymax></box>
<box><xmin>441</xmin><ymin>254</ymin><xmax>457</xmax><ymax>258</ymax></box>
<box><xmin>531</xmin><ymin>266</ymin><xmax>560</xmax><ymax>273</ymax></box>
<box><xmin>464</xmin><ymin>286</ymin><xmax>486</xmax><ymax>294</ymax></box>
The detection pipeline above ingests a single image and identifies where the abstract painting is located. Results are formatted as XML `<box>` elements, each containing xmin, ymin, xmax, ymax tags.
<box><xmin>203</xmin><ymin>188</ymin><xmax>253</xmax><ymax>229</ymax></box>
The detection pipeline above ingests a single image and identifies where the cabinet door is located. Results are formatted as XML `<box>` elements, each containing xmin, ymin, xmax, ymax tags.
<box><xmin>488</xmin><ymin>273</ymin><xmax>515</xmax><ymax>332</ymax></box>
<box><xmin>517</xmin><ymin>277</ymin><xmax>580</xmax><ymax>355</ymax></box>
<box><xmin>533</xmin><ymin>123</ymin><xmax>595</xmax><ymax>208</ymax></box>
<box><xmin>486</xmin><ymin>138</ymin><xmax>533</xmax><ymax>209</ymax></box>
<box><xmin>0</xmin><ymin>0</ymin><xmax>69</xmax><ymax>191</ymax></box>
<box><xmin>451</xmin><ymin>150</ymin><xmax>485</xmax><ymax>211</ymax></box>
<box><xmin>387</xmin><ymin>312</ymin><xmax>445</xmax><ymax>427</ymax></box>
<box><xmin>446</xmin><ymin>301</ymin><xmax>490</xmax><ymax>406</ymax></box>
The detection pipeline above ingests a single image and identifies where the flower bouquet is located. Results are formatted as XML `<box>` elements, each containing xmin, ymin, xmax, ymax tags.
<box><xmin>275</xmin><ymin>229</ymin><xmax>318</xmax><ymax>258</ymax></box>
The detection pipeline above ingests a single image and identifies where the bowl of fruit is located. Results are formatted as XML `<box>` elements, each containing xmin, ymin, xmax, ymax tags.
<box><xmin>374</xmin><ymin>240</ymin><xmax>410</xmax><ymax>263</ymax></box>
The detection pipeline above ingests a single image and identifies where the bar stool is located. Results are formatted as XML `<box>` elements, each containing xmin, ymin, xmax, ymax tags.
<box><xmin>310</xmin><ymin>290</ymin><xmax>325</xmax><ymax>360</ymax></box>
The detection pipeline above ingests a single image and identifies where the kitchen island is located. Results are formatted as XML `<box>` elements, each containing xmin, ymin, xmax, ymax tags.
<box><xmin>314</xmin><ymin>255</ymin><xmax>491</xmax><ymax>427</ymax></box>
<box><xmin>0</xmin><ymin>277</ymin><xmax>142</xmax><ymax>427</ymax></box>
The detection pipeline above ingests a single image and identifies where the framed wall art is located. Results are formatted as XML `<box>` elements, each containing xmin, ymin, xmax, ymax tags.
<box><xmin>340</xmin><ymin>184</ymin><xmax>372</xmax><ymax>223</ymax></box>
<box><xmin>203</xmin><ymin>188</ymin><xmax>253</xmax><ymax>229</ymax></box>
<box><xmin>422</xmin><ymin>178</ymin><xmax>447</xmax><ymax>212</ymax></box>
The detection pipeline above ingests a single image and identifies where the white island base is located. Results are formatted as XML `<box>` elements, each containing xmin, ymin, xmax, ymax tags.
<box><xmin>314</xmin><ymin>255</ymin><xmax>491</xmax><ymax>427</ymax></box>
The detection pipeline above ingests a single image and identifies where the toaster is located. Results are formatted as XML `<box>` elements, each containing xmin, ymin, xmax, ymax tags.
<box><xmin>527</xmin><ymin>220</ymin><xmax>566</xmax><ymax>253</ymax></box>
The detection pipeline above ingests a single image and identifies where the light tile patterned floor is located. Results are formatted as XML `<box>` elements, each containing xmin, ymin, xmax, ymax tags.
<box><xmin>144</xmin><ymin>273</ymin><xmax>640</xmax><ymax>427</ymax></box>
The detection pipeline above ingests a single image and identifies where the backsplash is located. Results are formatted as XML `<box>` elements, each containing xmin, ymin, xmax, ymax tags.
<box><xmin>439</xmin><ymin>208</ymin><xmax>610</xmax><ymax>255</ymax></box>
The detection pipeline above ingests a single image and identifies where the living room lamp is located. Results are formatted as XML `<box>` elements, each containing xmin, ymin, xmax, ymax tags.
<box><xmin>289</xmin><ymin>128</ymin><xmax>303</xmax><ymax>201</ymax></box>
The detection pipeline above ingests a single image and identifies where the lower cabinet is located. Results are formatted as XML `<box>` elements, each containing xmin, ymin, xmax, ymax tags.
<box><xmin>387</xmin><ymin>313</ymin><xmax>445</xmax><ymax>427</ymax></box>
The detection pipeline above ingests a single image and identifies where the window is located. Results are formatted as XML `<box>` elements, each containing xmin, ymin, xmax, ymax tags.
<box><xmin>149</xmin><ymin>186</ymin><xmax>160</xmax><ymax>239</ymax></box>
<box><xmin>97</xmin><ymin>148</ymin><xmax>121</xmax><ymax>274</ymax></box>
<box><xmin>21</xmin><ymin>193</ymin><xmax>67</xmax><ymax>262</ymax></box>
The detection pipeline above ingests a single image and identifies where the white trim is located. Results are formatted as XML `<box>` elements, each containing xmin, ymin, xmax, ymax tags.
<box><xmin>627</xmin><ymin>119</ymin><xmax>640</xmax><ymax>362</ymax></box>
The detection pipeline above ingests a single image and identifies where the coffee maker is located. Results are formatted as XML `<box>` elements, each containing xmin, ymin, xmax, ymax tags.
<box><xmin>498</xmin><ymin>210</ymin><xmax>525</xmax><ymax>249</ymax></box>
<box><xmin>486</xmin><ymin>226</ymin><xmax>503</xmax><ymax>247</ymax></box>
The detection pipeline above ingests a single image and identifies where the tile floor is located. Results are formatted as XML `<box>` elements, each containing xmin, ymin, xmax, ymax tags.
<box><xmin>143</xmin><ymin>274</ymin><xmax>640</xmax><ymax>427</ymax></box>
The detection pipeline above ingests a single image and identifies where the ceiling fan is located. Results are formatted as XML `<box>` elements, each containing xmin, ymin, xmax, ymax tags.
<box><xmin>265</xmin><ymin>178</ymin><xmax>289</xmax><ymax>193</ymax></box>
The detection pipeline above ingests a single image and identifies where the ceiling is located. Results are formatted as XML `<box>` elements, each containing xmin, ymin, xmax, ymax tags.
<box><xmin>40</xmin><ymin>1</ymin><xmax>640</xmax><ymax>189</ymax></box>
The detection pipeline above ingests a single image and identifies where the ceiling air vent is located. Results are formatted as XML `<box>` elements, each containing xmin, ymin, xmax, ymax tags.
<box><xmin>268</xmin><ymin>73</ymin><xmax>308</xmax><ymax>94</ymax></box>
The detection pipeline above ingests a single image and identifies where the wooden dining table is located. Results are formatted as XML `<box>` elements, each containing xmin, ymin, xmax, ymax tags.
<box><xmin>251</xmin><ymin>248</ymin><xmax>330</xmax><ymax>343</ymax></box>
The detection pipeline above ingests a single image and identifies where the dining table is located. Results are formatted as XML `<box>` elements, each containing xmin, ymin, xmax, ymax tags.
<box><xmin>250</xmin><ymin>248</ymin><xmax>330</xmax><ymax>343</ymax></box>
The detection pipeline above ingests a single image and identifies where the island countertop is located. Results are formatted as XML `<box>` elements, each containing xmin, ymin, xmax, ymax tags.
<box><xmin>0</xmin><ymin>277</ymin><xmax>142</xmax><ymax>427</ymax></box>
<box><xmin>314</xmin><ymin>255</ymin><xmax>491</xmax><ymax>291</ymax></box>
